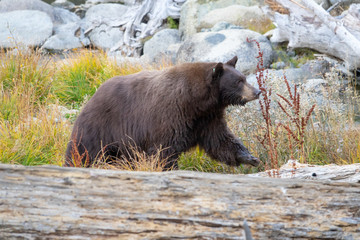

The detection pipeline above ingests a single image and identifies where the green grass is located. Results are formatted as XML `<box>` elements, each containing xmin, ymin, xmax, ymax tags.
<box><xmin>0</xmin><ymin>108</ymin><xmax>70</xmax><ymax>165</ymax></box>
<box><xmin>53</xmin><ymin>50</ymin><xmax>121</xmax><ymax>105</ymax></box>
<box><xmin>179</xmin><ymin>146</ymin><xmax>227</xmax><ymax>172</ymax></box>
<box><xmin>166</xmin><ymin>17</ymin><xmax>179</xmax><ymax>29</ymax></box>
<box><xmin>272</xmin><ymin>44</ymin><xmax>317</xmax><ymax>68</ymax></box>
<box><xmin>0</xmin><ymin>47</ymin><xmax>359</xmax><ymax>172</ymax></box>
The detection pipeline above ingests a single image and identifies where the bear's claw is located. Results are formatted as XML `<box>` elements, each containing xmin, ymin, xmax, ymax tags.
<box><xmin>237</xmin><ymin>153</ymin><xmax>260</xmax><ymax>167</ymax></box>
<box><xmin>247</xmin><ymin>156</ymin><xmax>260</xmax><ymax>167</ymax></box>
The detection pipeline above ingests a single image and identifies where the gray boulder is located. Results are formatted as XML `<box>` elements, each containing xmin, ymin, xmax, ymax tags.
<box><xmin>0</xmin><ymin>0</ymin><xmax>57</xmax><ymax>22</ymax></box>
<box><xmin>304</xmin><ymin>78</ymin><xmax>328</xmax><ymax>92</ymax></box>
<box><xmin>84</xmin><ymin>4</ymin><xmax>128</xmax><ymax>50</ymax></box>
<box><xmin>86</xmin><ymin>0</ymin><xmax>138</xmax><ymax>4</ymax></box>
<box><xmin>0</xmin><ymin>0</ymin><xmax>78</xmax><ymax>25</ymax></box>
<box><xmin>143</xmin><ymin>29</ymin><xmax>181</xmax><ymax>63</ymax></box>
<box><xmin>179</xmin><ymin>0</ymin><xmax>265</xmax><ymax>39</ymax></box>
<box><xmin>53</xmin><ymin>7</ymin><xmax>80</xmax><ymax>25</ymax></box>
<box><xmin>43</xmin><ymin>8</ymin><xmax>90</xmax><ymax>51</ymax></box>
<box><xmin>177</xmin><ymin>29</ymin><xmax>273</xmax><ymax>75</ymax></box>
<box><xmin>201</xmin><ymin>22</ymin><xmax>243</xmax><ymax>32</ymax></box>
<box><xmin>42</xmin><ymin>22</ymin><xmax>84</xmax><ymax>51</ymax></box>
<box><xmin>0</xmin><ymin>0</ymin><xmax>88</xmax><ymax>51</ymax></box>
<box><xmin>247</xmin><ymin>58</ymin><xmax>333</xmax><ymax>87</ymax></box>
<box><xmin>246</xmin><ymin>68</ymin><xmax>318</xmax><ymax>87</ymax></box>
<box><xmin>199</xmin><ymin>5</ymin><xmax>271</xmax><ymax>33</ymax></box>
<box><xmin>51</xmin><ymin>0</ymin><xmax>76</xmax><ymax>11</ymax></box>
<box><xmin>0</xmin><ymin>10</ymin><xmax>53</xmax><ymax>48</ymax></box>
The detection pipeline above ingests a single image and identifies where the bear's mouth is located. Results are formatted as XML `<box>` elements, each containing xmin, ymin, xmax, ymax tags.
<box><xmin>239</xmin><ymin>99</ymin><xmax>247</xmax><ymax>106</ymax></box>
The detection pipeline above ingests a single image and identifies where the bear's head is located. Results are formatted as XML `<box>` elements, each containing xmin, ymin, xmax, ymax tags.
<box><xmin>213</xmin><ymin>56</ymin><xmax>261</xmax><ymax>107</ymax></box>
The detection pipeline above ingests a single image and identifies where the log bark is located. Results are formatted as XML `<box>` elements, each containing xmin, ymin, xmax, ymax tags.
<box><xmin>1</xmin><ymin>163</ymin><xmax>360</xmax><ymax>239</ymax></box>
<box><xmin>264</xmin><ymin>1</ymin><xmax>360</xmax><ymax>70</ymax></box>
<box><xmin>251</xmin><ymin>160</ymin><xmax>360</xmax><ymax>183</ymax></box>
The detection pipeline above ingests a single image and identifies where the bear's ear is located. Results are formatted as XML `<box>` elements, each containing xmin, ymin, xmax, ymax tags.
<box><xmin>212</xmin><ymin>62</ymin><xmax>224</xmax><ymax>82</ymax></box>
<box><xmin>226</xmin><ymin>56</ymin><xmax>238</xmax><ymax>67</ymax></box>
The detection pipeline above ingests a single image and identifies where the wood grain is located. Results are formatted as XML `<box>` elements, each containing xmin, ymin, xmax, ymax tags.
<box><xmin>1</xmin><ymin>164</ymin><xmax>359</xmax><ymax>239</ymax></box>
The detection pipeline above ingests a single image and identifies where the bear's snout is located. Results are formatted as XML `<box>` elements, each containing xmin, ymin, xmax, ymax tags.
<box><xmin>242</xmin><ymin>83</ymin><xmax>261</xmax><ymax>103</ymax></box>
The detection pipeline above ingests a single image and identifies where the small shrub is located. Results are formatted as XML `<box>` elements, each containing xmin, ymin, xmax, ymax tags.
<box><xmin>247</xmin><ymin>19</ymin><xmax>276</xmax><ymax>34</ymax></box>
<box><xmin>272</xmin><ymin>44</ymin><xmax>317</xmax><ymax>68</ymax></box>
<box><xmin>166</xmin><ymin>17</ymin><xmax>179</xmax><ymax>29</ymax></box>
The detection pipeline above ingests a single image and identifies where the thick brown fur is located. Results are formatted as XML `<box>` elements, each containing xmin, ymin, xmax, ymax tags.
<box><xmin>64</xmin><ymin>56</ymin><xmax>261</xmax><ymax>169</ymax></box>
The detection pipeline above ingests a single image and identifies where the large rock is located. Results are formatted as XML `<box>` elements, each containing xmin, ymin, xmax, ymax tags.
<box><xmin>52</xmin><ymin>7</ymin><xmax>80</xmax><ymax>25</ymax></box>
<box><xmin>51</xmin><ymin>0</ymin><xmax>76</xmax><ymax>11</ymax></box>
<box><xmin>0</xmin><ymin>0</ymin><xmax>88</xmax><ymax>51</ymax></box>
<box><xmin>179</xmin><ymin>0</ymin><xmax>265</xmax><ymax>39</ymax></box>
<box><xmin>84</xmin><ymin>4</ymin><xmax>128</xmax><ymax>50</ymax></box>
<box><xmin>244</xmin><ymin>58</ymin><xmax>355</xmax><ymax>117</ymax></box>
<box><xmin>86</xmin><ymin>0</ymin><xmax>138</xmax><ymax>4</ymax></box>
<box><xmin>0</xmin><ymin>10</ymin><xmax>53</xmax><ymax>48</ymax></box>
<box><xmin>143</xmin><ymin>29</ymin><xmax>181</xmax><ymax>63</ymax></box>
<box><xmin>177</xmin><ymin>29</ymin><xmax>273</xmax><ymax>75</ymax></box>
<box><xmin>42</xmin><ymin>22</ymin><xmax>84</xmax><ymax>51</ymax></box>
<box><xmin>246</xmin><ymin>59</ymin><xmax>333</xmax><ymax>87</ymax></box>
<box><xmin>0</xmin><ymin>0</ymin><xmax>81</xmax><ymax>25</ymax></box>
<box><xmin>43</xmin><ymin>8</ymin><xmax>90</xmax><ymax>51</ymax></box>
<box><xmin>246</xmin><ymin>69</ymin><xmax>320</xmax><ymax>87</ymax></box>
<box><xmin>199</xmin><ymin>5</ymin><xmax>271</xmax><ymax>33</ymax></box>
<box><xmin>0</xmin><ymin>0</ymin><xmax>58</xmax><ymax>22</ymax></box>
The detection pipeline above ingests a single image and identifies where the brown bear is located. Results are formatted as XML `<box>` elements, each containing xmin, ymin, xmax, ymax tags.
<box><xmin>64</xmin><ymin>56</ymin><xmax>261</xmax><ymax>169</ymax></box>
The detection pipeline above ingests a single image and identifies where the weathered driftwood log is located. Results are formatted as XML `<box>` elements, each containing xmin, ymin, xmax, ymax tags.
<box><xmin>264</xmin><ymin>0</ymin><xmax>360</xmax><ymax>70</ymax></box>
<box><xmin>1</xmin><ymin>163</ymin><xmax>359</xmax><ymax>239</ymax></box>
<box><xmin>84</xmin><ymin>0</ymin><xmax>186</xmax><ymax>56</ymax></box>
<box><xmin>251</xmin><ymin>160</ymin><xmax>360</xmax><ymax>183</ymax></box>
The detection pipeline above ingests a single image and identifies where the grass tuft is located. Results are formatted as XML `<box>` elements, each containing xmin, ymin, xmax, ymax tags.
<box><xmin>92</xmin><ymin>144</ymin><xmax>170</xmax><ymax>172</ymax></box>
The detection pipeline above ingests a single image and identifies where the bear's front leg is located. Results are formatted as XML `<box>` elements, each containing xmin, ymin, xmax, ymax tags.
<box><xmin>198</xmin><ymin>118</ymin><xmax>260</xmax><ymax>167</ymax></box>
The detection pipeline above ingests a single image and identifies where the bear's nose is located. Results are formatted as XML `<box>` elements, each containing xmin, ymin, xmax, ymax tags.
<box><xmin>255</xmin><ymin>89</ymin><xmax>261</xmax><ymax>98</ymax></box>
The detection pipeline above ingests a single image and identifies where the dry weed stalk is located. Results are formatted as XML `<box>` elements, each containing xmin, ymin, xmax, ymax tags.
<box><xmin>118</xmin><ymin>145</ymin><xmax>170</xmax><ymax>172</ymax></box>
<box><xmin>92</xmin><ymin>142</ymin><xmax>170</xmax><ymax>172</ymax></box>
<box><xmin>247</xmin><ymin>38</ymin><xmax>316</xmax><ymax>175</ymax></box>
<box><xmin>247</xmin><ymin>38</ymin><xmax>279</xmax><ymax>176</ymax></box>
<box><xmin>277</xmin><ymin>75</ymin><xmax>316</xmax><ymax>163</ymax></box>
<box><xmin>68</xmin><ymin>138</ymin><xmax>90</xmax><ymax>168</ymax></box>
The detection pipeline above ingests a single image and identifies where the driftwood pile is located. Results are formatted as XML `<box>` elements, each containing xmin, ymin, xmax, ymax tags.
<box><xmin>87</xmin><ymin>0</ymin><xmax>186</xmax><ymax>55</ymax></box>
<box><xmin>1</xmin><ymin>163</ymin><xmax>359</xmax><ymax>239</ymax></box>
<box><xmin>265</xmin><ymin>0</ymin><xmax>360</xmax><ymax>70</ymax></box>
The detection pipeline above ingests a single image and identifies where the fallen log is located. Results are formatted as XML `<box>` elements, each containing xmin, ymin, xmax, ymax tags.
<box><xmin>0</xmin><ymin>164</ymin><xmax>359</xmax><ymax>239</ymax></box>
<box><xmin>264</xmin><ymin>0</ymin><xmax>360</xmax><ymax>70</ymax></box>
